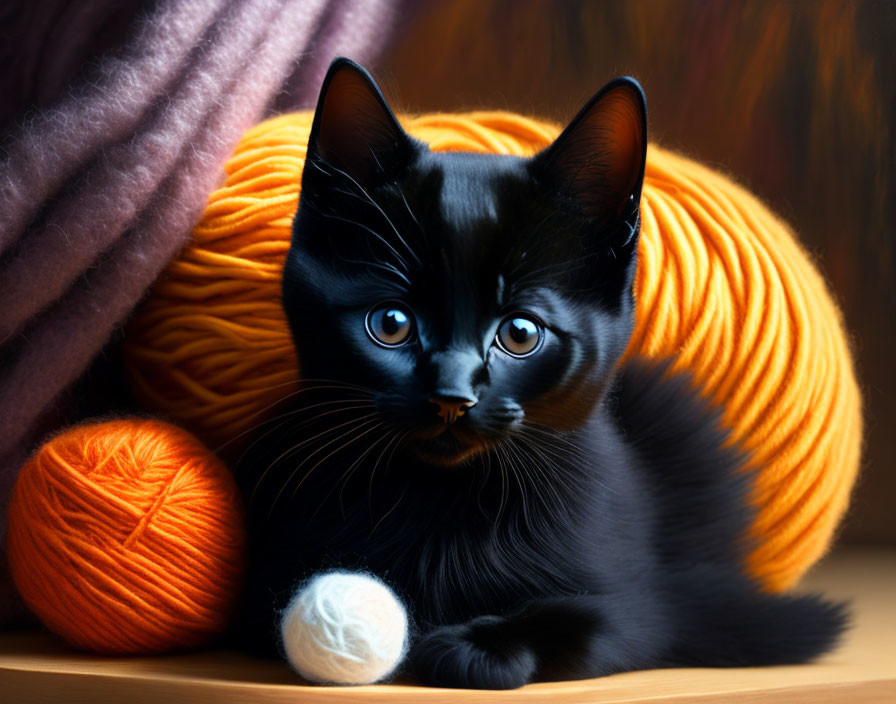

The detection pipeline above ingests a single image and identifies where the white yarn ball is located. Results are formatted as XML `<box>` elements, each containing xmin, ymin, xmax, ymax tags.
<box><xmin>280</xmin><ymin>571</ymin><xmax>409</xmax><ymax>685</ymax></box>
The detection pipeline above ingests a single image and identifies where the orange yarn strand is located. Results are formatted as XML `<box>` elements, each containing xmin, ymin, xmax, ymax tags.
<box><xmin>123</xmin><ymin>112</ymin><xmax>862</xmax><ymax>593</ymax></box>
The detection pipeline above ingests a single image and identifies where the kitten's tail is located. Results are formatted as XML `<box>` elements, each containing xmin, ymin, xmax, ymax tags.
<box><xmin>667</xmin><ymin>565</ymin><xmax>849</xmax><ymax>667</ymax></box>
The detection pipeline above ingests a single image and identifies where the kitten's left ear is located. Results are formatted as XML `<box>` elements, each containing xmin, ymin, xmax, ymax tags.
<box><xmin>532</xmin><ymin>77</ymin><xmax>647</xmax><ymax>222</ymax></box>
<box><xmin>306</xmin><ymin>57</ymin><xmax>411</xmax><ymax>183</ymax></box>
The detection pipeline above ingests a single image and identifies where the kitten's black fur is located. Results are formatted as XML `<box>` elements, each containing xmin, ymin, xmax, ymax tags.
<box><xmin>234</xmin><ymin>58</ymin><xmax>847</xmax><ymax>689</ymax></box>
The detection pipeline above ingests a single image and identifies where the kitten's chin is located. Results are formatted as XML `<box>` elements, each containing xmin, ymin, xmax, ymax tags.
<box><xmin>408</xmin><ymin>427</ymin><xmax>486</xmax><ymax>467</ymax></box>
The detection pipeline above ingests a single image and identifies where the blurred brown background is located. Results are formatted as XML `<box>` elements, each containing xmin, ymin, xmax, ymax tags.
<box><xmin>375</xmin><ymin>0</ymin><xmax>895</xmax><ymax>545</ymax></box>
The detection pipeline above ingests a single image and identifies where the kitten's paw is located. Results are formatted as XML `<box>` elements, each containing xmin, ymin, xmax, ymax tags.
<box><xmin>410</xmin><ymin>615</ymin><xmax>537</xmax><ymax>689</ymax></box>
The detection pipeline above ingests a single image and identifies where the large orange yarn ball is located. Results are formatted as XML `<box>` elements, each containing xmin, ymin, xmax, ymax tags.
<box><xmin>123</xmin><ymin>112</ymin><xmax>862</xmax><ymax>593</ymax></box>
<box><xmin>6</xmin><ymin>419</ymin><xmax>246</xmax><ymax>654</ymax></box>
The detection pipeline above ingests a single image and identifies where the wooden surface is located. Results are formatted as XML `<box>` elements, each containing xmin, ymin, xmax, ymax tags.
<box><xmin>0</xmin><ymin>548</ymin><xmax>894</xmax><ymax>703</ymax></box>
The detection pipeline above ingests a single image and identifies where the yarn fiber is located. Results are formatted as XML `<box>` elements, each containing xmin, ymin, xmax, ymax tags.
<box><xmin>280</xmin><ymin>571</ymin><xmax>409</xmax><ymax>685</ymax></box>
<box><xmin>6</xmin><ymin>419</ymin><xmax>246</xmax><ymax>654</ymax></box>
<box><xmin>123</xmin><ymin>112</ymin><xmax>862</xmax><ymax>593</ymax></box>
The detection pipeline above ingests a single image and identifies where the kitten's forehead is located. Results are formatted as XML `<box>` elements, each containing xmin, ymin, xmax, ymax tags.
<box><xmin>421</xmin><ymin>151</ymin><xmax>526</xmax><ymax>234</ymax></box>
<box><xmin>406</xmin><ymin>152</ymin><xmax>530</xmax><ymax>345</ymax></box>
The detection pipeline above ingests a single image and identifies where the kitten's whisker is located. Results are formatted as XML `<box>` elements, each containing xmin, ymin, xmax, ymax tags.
<box><xmin>329</xmin><ymin>163</ymin><xmax>423</xmax><ymax>268</ymax></box>
<box><xmin>335</xmin><ymin>429</ymin><xmax>392</xmax><ymax>511</ymax></box>
<box><xmin>296</xmin><ymin>378</ymin><xmax>378</xmax><ymax>394</ymax></box>
<box><xmin>234</xmin><ymin>401</ymin><xmax>376</xmax><ymax>471</ymax></box>
<box><xmin>251</xmin><ymin>412</ymin><xmax>379</xmax><ymax>509</ymax></box>
<box><xmin>395</xmin><ymin>183</ymin><xmax>422</xmax><ymax>232</ymax></box>
<box><xmin>303</xmin><ymin>202</ymin><xmax>410</xmax><ymax>273</ymax></box>
<box><xmin>491</xmin><ymin>448</ymin><xmax>509</xmax><ymax>524</ymax></box>
<box><xmin>501</xmin><ymin>441</ymin><xmax>536</xmax><ymax>527</ymax></box>
<box><xmin>517</xmin><ymin>423</ymin><xmax>582</xmax><ymax>467</ymax></box>
<box><xmin>225</xmin><ymin>381</ymin><xmax>376</xmax><ymax>440</ymax></box>
<box><xmin>518</xmin><ymin>435</ymin><xmax>580</xmax><ymax>470</ymax></box>
<box><xmin>303</xmin><ymin>427</ymin><xmax>395</xmax><ymax>527</ymax></box>
<box><xmin>367</xmin><ymin>480</ymin><xmax>408</xmax><ymax>541</ymax></box>
<box><xmin>495</xmin><ymin>445</ymin><xmax>523</xmax><ymax>516</ymax></box>
<box><xmin>532</xmin><ymin>441</ymin><xmax>587</xmax><ymax>483</ymax></box>
<box><xmin>519</xmin><ymin>424</ymin><xmax>617</xmax><ymax>495</ymax></box>
<box><xmin>223</xmin><ymin>397</ymin><xmax>373</xmax><ymax>456</ymax></box>
<box><xmin>330</xmin><ymin>178</ymin><xmax>420</xmax><ymax>286</ymax></box>
<box><xmin>335</xmin><ymin>252</ymin><xmax>412</xmax><ymax>287</ymax></box>
<box><xmin>221</xmin><ymin>381</ymin><xmax>374</xmax><ymax>439</ymax></box>
<box><xmin>511</xmin><ymin>435</ymin><xmax>575</xmax><ymax>513</ymax></box>
<box><xmin>519</xmin><ymin>422</ymin><xmax>581</xmax><ymax>454</ymax></box>
<box><xmin>366</xmin><ymin>144</ymin><xmax>388</xmax><ymax>176</ymax></box>
<box><xmin>476</xmin><ymin>450</ymin><xmax>493</xmax><ymax>520</ymax></box>
<box><xmin>281</xmin><ymin>420</ymin><xmax>386</xmax><ymax>517</ymax></box>
<box><xmin>315</xmin><ymin>157</ymin><xmax>423</xmax><ymax>266</ymax></box>
<box><xmin>506</xmin><ymin>438</ymin><xmax>564</xmax><ymax>534</ymax></box>
<box><xmin>265</xmin><ymin>409</ymin><xmax>379</xmax><ymax>465</ymax></box>
<box><xmin>365</xmin><ymin>429</ymin><xmax>405</xmax><ymax>518</ymax></box>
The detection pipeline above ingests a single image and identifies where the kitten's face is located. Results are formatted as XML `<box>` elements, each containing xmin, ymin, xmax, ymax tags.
<box><xmin>283</xmin><ymin>59</ymin><xmax>646</xmax><ymax>467</ymax></box>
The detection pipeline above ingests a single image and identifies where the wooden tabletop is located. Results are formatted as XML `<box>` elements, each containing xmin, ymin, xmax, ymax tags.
<box><xmin>1</xmin><ymin>548</ymin><xmax>894</xmax><ymax>703</ymax></box>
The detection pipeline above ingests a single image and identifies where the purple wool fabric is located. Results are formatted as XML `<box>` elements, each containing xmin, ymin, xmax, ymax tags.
<box><xmin>0</xmin><ymin>0</ymin><xmax>409</xmax><ymax>625</ymax></box>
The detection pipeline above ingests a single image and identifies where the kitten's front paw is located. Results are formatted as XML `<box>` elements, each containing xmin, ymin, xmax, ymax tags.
<box><xmin>410</xmin><ymin>615</ymin><xmax>537</xmax><ymax>689</ymax></box>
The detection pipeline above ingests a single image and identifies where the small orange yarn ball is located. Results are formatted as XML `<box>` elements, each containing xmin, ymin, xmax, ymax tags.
<box><xmin>6</xmin><ymin>418</ymin><xmax>246</xmax><ymax>654</ymax></box>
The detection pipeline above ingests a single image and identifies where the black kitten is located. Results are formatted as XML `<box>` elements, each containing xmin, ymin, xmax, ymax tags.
<box><xmin>234</xmin><ymin>58</ymin><xmax>847</xmax><ymax>689</ymax></box>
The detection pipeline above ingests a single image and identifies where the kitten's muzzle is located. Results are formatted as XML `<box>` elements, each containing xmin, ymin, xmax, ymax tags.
<box><xmin>428</xmin><ymin>395</ymin><xmax>477</xmax><ymax>424</ymax></box>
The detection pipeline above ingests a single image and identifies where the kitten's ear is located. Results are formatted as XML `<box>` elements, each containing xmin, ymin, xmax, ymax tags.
<box><xmin>533</xmin><ymin>77</ymin><xmax>647</xmax><ymax>221</ymax></box>
<box><xmin>307</xmin><ymin>58</ymin><xmax>410</xmax><ymax>183</ymax></box>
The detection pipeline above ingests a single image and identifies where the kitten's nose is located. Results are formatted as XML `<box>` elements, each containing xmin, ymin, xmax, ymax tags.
<box><xmin>428</xmin><ymin>395</ymin><xmax>477</xmax><ymax>424</ymax></box>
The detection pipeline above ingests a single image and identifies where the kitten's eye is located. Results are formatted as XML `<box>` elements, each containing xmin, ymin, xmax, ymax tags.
<box><xmin>496</xmin><ymin>315</ymin><xmax>543</xmax><ymax>357</ymax></box>
<box><xmin>366</xmin><ymin>303</ymin><xmax>414</xmax><ymax>347</ymax></box>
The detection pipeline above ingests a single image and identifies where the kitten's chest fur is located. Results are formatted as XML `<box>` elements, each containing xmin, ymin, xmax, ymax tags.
<box><xmin>268</xmin><ymin>459</ymin><xmax>593</xmax><ymax>625</ymax></box>
<box><xmin>247</xmin><ymin>408</ymin><xmax>650</xmax><ymax>626</ymax></box>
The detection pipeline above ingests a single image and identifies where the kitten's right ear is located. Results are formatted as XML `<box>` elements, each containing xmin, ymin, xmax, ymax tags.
<box><xmin>306</xmin><ymin>58</ymin><xmax>411</xmax><ymax>184</ymax></box>
<box><xmin>532</xmin><ymin>77</ymin><xmax>647</xmax><ymax>223</ymax></box>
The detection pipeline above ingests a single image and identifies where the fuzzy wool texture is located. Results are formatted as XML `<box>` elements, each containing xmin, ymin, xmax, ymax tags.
<box><xmin>0</xmin><ymin>0</ymin><xmax>414</xmax><ymax>623</ymax></box>
<box><xmin>280</xmin><ymin>571</ymin><xmax>410</xmax><ymax>685</ymax></box>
